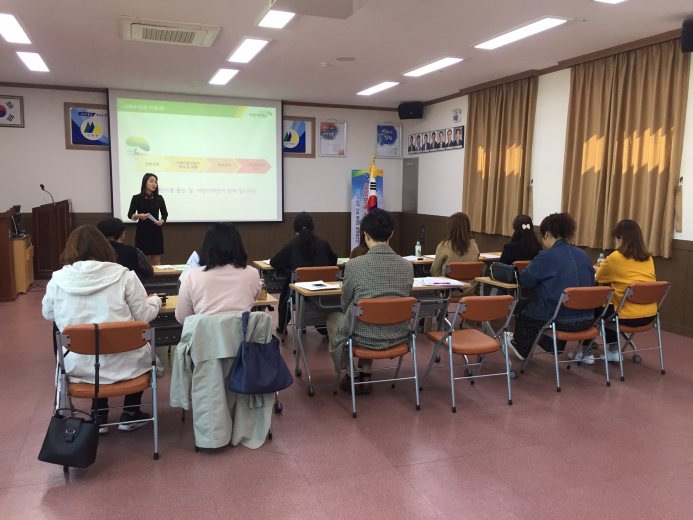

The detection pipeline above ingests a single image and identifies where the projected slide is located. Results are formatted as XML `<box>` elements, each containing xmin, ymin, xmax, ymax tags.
<box><xmin>109</xmin><ymin>92</ymin><xmax>282</xmax><ymax>222</ymax></box>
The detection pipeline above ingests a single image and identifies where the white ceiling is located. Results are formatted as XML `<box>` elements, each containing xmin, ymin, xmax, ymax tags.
<box><xmin>0</xmin><ymin>0</ymin><xmax>690</xmax><ymax>107</ymax></box>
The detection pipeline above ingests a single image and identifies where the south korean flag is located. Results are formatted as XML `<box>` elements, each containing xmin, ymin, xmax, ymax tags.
<box><xmin>0</xmin><ymin>97</ymin><xmax>23</xmax><ymax>126</ymax></box>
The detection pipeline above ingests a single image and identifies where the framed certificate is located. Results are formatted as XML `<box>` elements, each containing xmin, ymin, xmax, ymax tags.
<box><xmin>375</xmin><ymin>123</ymin><xmax>402</xmax><ymax>159</ymax></box>
<box><xmin>318</xmin><ymin>120</ymin><xmax>347</xmax><ymax>157</ymax></box>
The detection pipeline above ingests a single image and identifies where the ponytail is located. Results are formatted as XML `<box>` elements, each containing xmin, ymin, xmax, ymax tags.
<box><xmin>293</xmin><ymin>212</ymin><xmax>316</xmax><ymax>258</ymax></box>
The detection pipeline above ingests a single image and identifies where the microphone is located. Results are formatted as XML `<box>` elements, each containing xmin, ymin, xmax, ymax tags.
<box><xmin>40</xmin><ymin>184</ymin><xmax>55</xmax><ymax>205</ymax></box>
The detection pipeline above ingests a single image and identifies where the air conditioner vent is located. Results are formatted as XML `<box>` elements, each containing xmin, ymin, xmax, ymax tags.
<box><xmin>118</xmin><ymin>16</ymin><xmax>220</xmax><ymax>47</ymax></box>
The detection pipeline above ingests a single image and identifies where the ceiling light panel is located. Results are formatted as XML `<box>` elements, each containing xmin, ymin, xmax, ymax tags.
<box><xmin>594</xmin><ymin>0</ymin><xmax>628</xmax><ymax>4</ymax></box>
<box><xmin>475</xmin><ymin>17</ymin><xmax>569</xmax><ymax>50</ymax></box>
<box><xmin>17</xmin><ymin>52</ymin><xmax>48</xmax><ymax>71</ymax></box>
<box><xmin>404</xmin><ymin>57</ymin><xmax>463</xmax><ymax>77</ymax></box>
<box><xmin>0</xmin><ymin>14</ymin><xmax>31</xmax><ymax>43</ymax></box>
<box><xmin>357</xmin><ymin>82</ymin><xmax>399</xmax><ymax>96</ymax></box>
<box><xmin>258</xmin><ymin>10</ymin><xmax>295</xmax><ymax>29</ymax></box>
<box><xmin>228</xmin><ymin>38</ymin><xmax>270</xmax><ymax>63</ymax></box>
<box><xmin>209</xmin><ymin>68</ymin><xmax>238</xmax><ymax>85</ymax></box>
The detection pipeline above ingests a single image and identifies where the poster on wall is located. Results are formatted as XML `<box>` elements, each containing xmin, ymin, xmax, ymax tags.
<box><xmin>375</xmin><ymin>123</ymin><xmax>402</xmax><ymax>158</ymax></box>
<box><xmin>0</xmin><ymin>95</ymin><xmax>24</xmax><ymax>128</ymax></box>
<box><xmin>350</xmin><ymin>168</ymin><xmax>383</xmax><ymax>250</ymax></box>
<box><xmin>407</xmin><ymin>125</ymin><xmax>464</xmax><ymax>154</ymax></box>
<box><xmin>318</xmin><ymin>120</ymin><xmax>347</xmax><ymax>157</ymax></box>
<box><xmin>283</xmin><ymin>116</ymin><xmax>315</xmax><ymax>158</ymax></box>
<box><xmin>64</xmin><ymin>102</ymin><xmax>109</xmax><ymax>150</ymax></box>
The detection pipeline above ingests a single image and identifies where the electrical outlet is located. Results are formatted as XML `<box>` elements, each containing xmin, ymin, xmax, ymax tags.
<box><xmin>420</xmin><ymin>225</ymin><xmax>426</xmax><ymax>244</ymax></box>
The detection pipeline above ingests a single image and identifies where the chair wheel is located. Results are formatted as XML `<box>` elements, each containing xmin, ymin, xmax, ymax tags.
<box><xmin>194</xmin><ymin>446</ymin><xmax>199</xmax><ymax>452</ymax></box>
<box><xmin>470</xmin><ymin>380</ymin><xmax>475</xmax><ymax>386</ymax></box>
<box><xmin>566</xmin><ymin>365</ymin><xmax>571</xmax><ymax>370</ymax></box>
<box><xmin>607</xmin><ymin>381</ymin><xmax>611</xmax><ymax>387</ymax></box>
<box><xmin>307</xmin><ymin>386</ymin><xmax>314</xmax><ymax>397</ymax></box>
<box><xmin>391</xmin><ymin>383</ymin><xmax>396</xmax><ymax>388</ymax></box>
<box><xmin>417</xmin><ymin>326</ymin><xmax>423</xmax><ymax>333</ymax></box>
<box><xmin>352</xmin><ymin>412</ymin><xmax>357</xmax><ymax>418</ymax></box>
<box><xmin>477</xmin><ymin>355</ymin><xmax>483</xmax><ymax>363</ymax></box>
<box><xmin>434</xmin><ymin>355</ymin><xmax>441</xmax><ymax>363</ymax></box>
<box><xmin>620</xmin><ymin>376</ymin><xmax>624</xmax><ymax>381</ymax></box>
<box><xmin>416</xmin><ymin>404</ymin><xmax>420</xmax><ymax>411</ymax></box>
<box><xmin>633</xmin><ymin>355</ymin><xmax>642</xmax><ymax>363</ymax></box>
<box><xmin>419</xmin><ymin>386</ymin><xmax>423</xmax><ymax>391</ymax></box>
<box><xmin>268</xmin><ymin>431</ymin><xmax>273</xmax><ymax>440</ymax></box>
<box><xmin>154</xmin><ymin>453</ymin><xmax>159</xmax><ymax>460</ymax></box>
<box><xmin>452</xmin><ymin>406</ymin><xmax>456</xmax><ymax>413</ymax></box>
<box><xmin>661</xmin><ymin>369</ymin><xmax>665</xmax><ymax>375</ymax></box>
<box><xmin>520</xmin><ymin>369</ymin><xmax>524</xmax><ymax>374</ymax></box>
<box><xmin>557</xmin><ymin>387</ymin><xmax>561</xmax><ymax>393</ymax></box>
<box><xmin>63</xmin><ymin>465</ymin><xmax>69</xmax><ymax>474</ymax></box>
<box><xmin>274</xmin><ymin>402</ymin><xmax>283</xmax><ymax>414</ymax></box>
<box><xmin>508</xmin><ymin>399</ymin><xmax>512</xmax><ymax>405</ymax></box>
<box><xmin>295</xmin><ymin>367</ymin><xmax>302</xmax><ymax>377</ymax></box>
<box><xmin>510</xmin><ymin>371</ymin><xmax>517</xmax><ymax>379</ymax></box>
<box><xmin>464</xmin><ymin>369</ymin><xmax>472</xmax><ymax>377</ymax></box>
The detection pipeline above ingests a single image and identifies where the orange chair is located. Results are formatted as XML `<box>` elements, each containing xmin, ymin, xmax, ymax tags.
<box><xmin>334</xmin><ymin>297</ymin><xmax>421</xmax><ymax>418</ymax></box>
<box><xmin>444</xmin><ymin>262</ymin><xmax>486</xmax><ymax>303</ymax></box>
<box><xmin>289</xmin><ymin>266</ymin><xmax>341</xmax><ymax>396</ymax></box>
<box><xmin>513</xmin><ymin>260</ymin><xmax>530</xmax><ymax>274</ymax></box>
<box><xmin>519</xmin><ymin>287</ymin><xmax>614</xmax><ymax>391</ymax></box>
<box><xmin>421</xmin><ymin>295</ymin><xmax>516</xmax><ymax>412</ymax></box>
<box><xmin>605</xmin><ymin>281</ymin><xmax>670</xmax><ymax>381</ymax></box>
<box><xmin>55</xmin><ymin>322</ymin><xmax>159</xmax><ymax>463</ymax></box>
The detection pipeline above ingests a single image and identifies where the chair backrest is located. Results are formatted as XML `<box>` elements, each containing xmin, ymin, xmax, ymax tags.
<box><xmin>625</xmin><ymin>281</ymin><xmax>670</xmax><ymax>306</ymax></box>
<box><xmin>61</xmin><ymin>322</ymin><xmax>151</xmax><ymax>355</ymax></box>
<box><xmin>444</xmin><ymin>261</ymin><xmax>485</xmax><ymax>281</ymax></box>
<box><xmin>561</xmin><ymin>286</ymin><xmax>613</xmax><ymax>310</ymax></box>
<box><xmin>457</xmin><ymin>295</ymin><xmax>516</xmax><ymax>322</ymax></box>
<box><xmin>354</xmin><ymin>297</ymin><xmax>419</xmax><ymax>325</ymax></box>
<box><xmin>513</xmin><ymin>260</ymin><xmax>530</xmax><ymax>274</ymax></box>
<box><xmin>293</xmin><ymin>266</ymin><xmax>340</xmax><ymax>283</ymax></box>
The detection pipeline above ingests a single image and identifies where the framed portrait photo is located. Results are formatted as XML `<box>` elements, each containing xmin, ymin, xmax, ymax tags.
<box><xmin>283</xmin><ymin>116</ymin><xmax>316</xmax><ymax>158</ymax></box>
<box><xmin>64</xmin><ymin>102</ymin><xmax>109</xmax><ymax>150</ymax></box>
<box><xmin>318</xmin><ymin>119</ymin><xmax>347</xmax><ymax>157</ymax></box>
<box><xmin>0</xmin><ymin>95</ymin><xmax>24</xmax><ymax>128</ymax></box>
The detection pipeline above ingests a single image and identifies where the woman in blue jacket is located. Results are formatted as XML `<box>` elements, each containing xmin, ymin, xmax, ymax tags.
<box><xmin>508</xmin><ymin>213</ymin><xmax>596</xmax><ymax>362</ymax></box>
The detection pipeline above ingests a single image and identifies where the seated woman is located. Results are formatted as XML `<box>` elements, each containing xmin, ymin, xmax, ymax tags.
<box><xmin>176</xmin><ymin>223</ymin><xmax>261</xmax><ymax>323</ymax></box>
<box><xmin>270</xmin><ymin>212</ymin><xmax>338</xmax><ymax>334</ymax></box>
<box><xmin>594</xmin><ymin>219</ymin><xmax>657</xmax><ymax>362</ymax></box>
<box><xmin>499</xmin><ymin>215</ymin><xmax>542</xmax><ymax>265</ymax></box>
<box><xmin>349</xmin><ymin>231</ymin><xmax>369</xmax><ymax>259</ymax></box>
<box><xmin>42</xmin><ymin>225</ymin><xmax>161</xmax><ymax>433</ymax></box>
<box><xmin>508</xmin><ymin>213</ymin><xmax>595</xmax><ymax>361</ymax></box>
<box><xmin>430</xmin><ymin>212</ymin><xmax>480</xmax><ymax>297</ymax></box>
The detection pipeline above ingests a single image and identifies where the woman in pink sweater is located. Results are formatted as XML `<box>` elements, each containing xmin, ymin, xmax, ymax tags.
<box><xmin>175</xmin><ymin>223</ymin><xmax>261</xmax><ymax>323</ymax></box>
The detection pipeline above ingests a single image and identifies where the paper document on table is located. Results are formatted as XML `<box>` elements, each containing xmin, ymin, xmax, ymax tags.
<box><xmin>263</xmin><ymin>259</ymin><xmax>271</xmax><ymax>264</ymax></box>
<box><xmin>402</xmin><ymin>255</ymin><xmax>422</xmax><ymax>261</ymax></box>
<box><xmin>480</xmin><ymin>254</ymin><xmax>500</xmax><ymax>259</ymax></box>
<box><xmin>424</xmin><ymin>255</ymin><xmax>436</xmax><ymax>259</ymax></box>
<box><xmin>179</xmin><ymin>251</ymin><xmax>200</xmax><ymax>283</ymax></box>
<box><xmin>338</xmin><ymin>258</ymin><xmax>349</xmax><ymax>263</ymax></box>
<box><xmin>294</xmin><ymin>281</ymin><xmax>337</xmax><ymax>291</ymax></box>
<box><xmin>146</xmin><ymin>213</ymin><xmax>158</xmax><ymax>223</ymax></box>
<box><xmin>419</xmin><ymin>277</ymin><xmax>464</xmax><ymax>287</ymax></box>
<box><xmin>155</xmin><ymin>265</ymin><xmax>173</xmax><ymax>269</ymax></box>
<box><xmin>173</xmin><ymin>265</ymin><xmax>186</xmax><ymax>271</ymax></box>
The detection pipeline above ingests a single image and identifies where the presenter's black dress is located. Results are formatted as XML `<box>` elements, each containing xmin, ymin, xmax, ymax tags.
<box><xmin>128</xmin><ymin>194</ymin><xmax>168</xmax><ymax>255</ymax></box>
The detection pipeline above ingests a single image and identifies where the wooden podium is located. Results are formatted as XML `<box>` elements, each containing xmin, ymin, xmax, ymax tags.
<box><xmin>32</xmin><ymin>200</ymin><xmax>72</xmax><ymax>279</ymax></box>
<box><xmin>0</xmin><ymin>209</ymin><xmax>18</xmax><ymax>302</ymax></box>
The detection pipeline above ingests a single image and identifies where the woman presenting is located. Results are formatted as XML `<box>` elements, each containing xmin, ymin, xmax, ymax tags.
<box><xmin>128</xmin><ymin>173</ymin><xmax>168</xmax><ymax>266</ymax></box>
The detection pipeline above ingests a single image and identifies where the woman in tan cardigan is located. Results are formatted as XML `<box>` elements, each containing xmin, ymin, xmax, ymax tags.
<box><xmin>431</xmin><ymin>212</ymin><xmax>480</xmax><ymax>298</ymax></box>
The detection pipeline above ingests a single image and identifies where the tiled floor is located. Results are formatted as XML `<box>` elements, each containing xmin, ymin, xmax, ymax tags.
<box><xmin>2</xmin><ymin>288</ymin><xmax>693</xmax><ymax>519</ymax></box>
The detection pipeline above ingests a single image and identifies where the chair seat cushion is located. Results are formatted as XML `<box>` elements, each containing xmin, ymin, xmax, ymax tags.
<box><xmin>69</xmin><ymin>373</ymin><xmax>151</xmax><ymax>399</ymax></box>
<box><xmin>426</xmin><ymin>329</ymin><xmax>500</xmax><ymax>355</ymax></box>
<box><xmin>605</xmin><ymin>322</ymin><xmax>654</xmax><ymax>333</ymax></box>
<box><xmin>352</xmin><ymin>344</ymin><xmax>409</xmax><ymax>359</ymax></box>
<box><xmin>545</xmin><ymin>327</ymin><xmax>599</xmax><ymax>341</ymax></box>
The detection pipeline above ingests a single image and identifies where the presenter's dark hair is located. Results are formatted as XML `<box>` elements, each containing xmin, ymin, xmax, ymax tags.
<box><xmin>140</xmin><ymin>173</ymin><xmax>159</xmax><ymax>197</ymax></box>
<box><xmin>540</xmin><ymin>213</ymin><xmax>576</xmax><ymax>240</ymax></box>
<box><xmin>613</xmin><ymin>220</ymin><xmax>650</xmax><ymax>262</ymax></box>
<box><xmin>96</xmin><ymin>217</ymin><xmax>125</xmax><ymax>240</ymax></box>
<box><xmin>293</xmin><ymin>212</ymin><xmax>317</xmax><ymax>258</ymax></box>
<box><xmin>445</xmin><ymin>212</ymin><xmax>472</xmax><ymax>256</ymax></box>
<box><xmin>60</xmin><ymin>225</ymin><xmax>117</xmax><ymax>265</ymax></box>
<box><xmin>199</xmin><ymin>223</ymin><xmax>247</xmax><ymax>270</ymax></box>
<box><xmin>510</xmin><ymin>215</ymin><xmax>542</xmax><ymax>258</ymax></box>
<box><xmin>360</xmin><ymin>208</ymin><xmax>394</xmax><ymax>243</ymax></box>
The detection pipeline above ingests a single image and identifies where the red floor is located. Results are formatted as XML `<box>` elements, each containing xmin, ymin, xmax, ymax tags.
<box><xmin>2</xmin><ymin>288</ymin><xmax>693</xmax><ymax>519</ymax></box>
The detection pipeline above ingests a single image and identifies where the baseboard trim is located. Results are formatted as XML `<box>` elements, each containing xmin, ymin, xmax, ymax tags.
<box><xmin>660</xmin><ymin>322</ymin><xmax>693</xmax><ymax>339</ymax></box>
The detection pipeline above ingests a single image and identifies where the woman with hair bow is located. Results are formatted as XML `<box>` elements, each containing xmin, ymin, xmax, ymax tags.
<box><xmin>498</xmin><ymin>215</ymin><xmax>542</xmax><ymax>265</ymax></box>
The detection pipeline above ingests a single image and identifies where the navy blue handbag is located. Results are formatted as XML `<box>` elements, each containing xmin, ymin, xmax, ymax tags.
<box><xmin>228</xmin><ymin>312</ymin><xmax>293</xmax><ymax>394</ymax></box>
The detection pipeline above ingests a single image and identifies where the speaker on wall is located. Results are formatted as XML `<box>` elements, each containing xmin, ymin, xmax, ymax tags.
<box><xmin>398</xmin><ymin>101</ymin><xmax>424</xmax><ymax>119</ymax></box>
<box><xmin>683</xmin><ymin>18</ymin><xmax>693</xmax><ymax>53</ymax></box>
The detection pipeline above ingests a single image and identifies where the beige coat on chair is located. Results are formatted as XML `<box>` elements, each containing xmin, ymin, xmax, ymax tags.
<box><xmin>170</xmin><ymin>312</ymin><xmax>274</xmax><ymax>449</ymax></box>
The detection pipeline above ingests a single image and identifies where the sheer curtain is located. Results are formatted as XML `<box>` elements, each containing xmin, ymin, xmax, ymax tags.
<box><xmin>562</xmin><ymin>39</ymin><xmax>689</xmax><ymax>258</ymax></box>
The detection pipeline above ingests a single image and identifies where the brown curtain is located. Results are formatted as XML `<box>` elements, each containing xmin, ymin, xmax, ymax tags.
<box><xmin>463</xmin><ymin>77</ymin><xmax>538</xmax><ymax>236</ymax></box>
<box><xmin>562</xmin><ymin>39</ymin><xmax>689</xmax><ymax>258</ymax></box>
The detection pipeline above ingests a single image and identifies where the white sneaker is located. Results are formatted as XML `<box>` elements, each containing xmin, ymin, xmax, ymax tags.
<box><xmin>606</xmin><ymin>344</ymin><xmax>622</xmax><ymax>362</ymax></box>
<box><xmin>505</xmin><ymin>333</ymin><xmax>525</xmax><ymax>361</ymax></box>
<box><xmin>568</xmin><ymin>349</ymin><xmax>595</xmax><ymax>365</ymax></box>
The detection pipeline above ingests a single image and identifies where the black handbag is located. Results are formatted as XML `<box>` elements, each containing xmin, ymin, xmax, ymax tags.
<box><xmin>38</xmin><ymin>324</ymin><xmax>100</xmax><ymax>469</ymax></box>
<box><xmin>228</xmin><ymin>312</ymin><xmax>293</xmax><ymax>395</ymax></box>
<box><xmin>490</xmin><ymin>262</ymin><xmax>518</xmax><ymax>284</ymax></box>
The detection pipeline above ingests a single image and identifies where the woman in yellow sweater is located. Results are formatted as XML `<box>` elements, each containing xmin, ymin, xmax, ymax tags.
<box><xmin>595</xmin><ymin>220</ymin><xmax>656</xmax><ymax>362</ymax></box>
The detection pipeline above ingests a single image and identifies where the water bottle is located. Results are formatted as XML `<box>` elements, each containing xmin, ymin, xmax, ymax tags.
<box><xmin>259</xmin><ymin>279</ymin><xmax>268</xmax><ymax>300</ymax></box>
<box><xmin>415</xmin><ymin>241</ymin><xmax>422</xmax><ymax>258</ymax></box>
<box><xmin>596</xmin><ymin>253</ymin><xmax>605</xmax><ymax>267</ymax></box>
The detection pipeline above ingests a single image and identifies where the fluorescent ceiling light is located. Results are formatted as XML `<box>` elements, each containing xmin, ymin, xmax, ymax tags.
<box><xmin>357</xmin><ymin>82</ymin><xmax>399</xmax><ymax>96</ymax></box>
<box><xmin>258</xmin><ymin>10</ymin><xmax>295</xmax><ymax>29</ymax></box>
<box><xmin>594</xmin><ymin>0</ymin><xmax>628</xmax><ymax>3</ymax></box>
<box><xmin>17</xmin><ymin>51</ymin><xmax>48</xmax><ymax>72</ymax></box>
<box><xmin>404</xmin><ymin>57</ymin><xmax>463</xmax><ymax>77</ymax></box>
<box><xmin>209</xmin><ymin>68</ymin><xmax>238</xmax><ymax>85</ymax></box>
<box><xmin>0</xmin><ymin>14</ymin><xmax>31</xmax><ymax>43</ymax></box>
<box><xmin>475</xmin><ymin>17</ymin><xmax>569</xmax><ymax>50</ymax></box>
<box><xmin>228</xmin><ymin>38</ymin><xmax>270</xmax><ymax>63</ymax></box>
